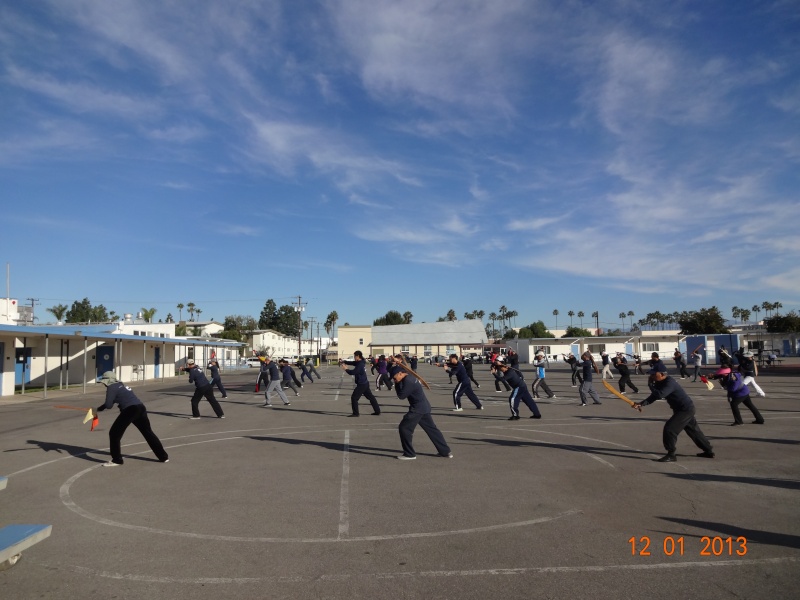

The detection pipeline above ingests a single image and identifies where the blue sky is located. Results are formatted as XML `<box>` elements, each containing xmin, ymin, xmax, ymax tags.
<box><xmin>1</xmin><ymin>1</ymin><xmax>799</xmax><ymax>332</ymax></box>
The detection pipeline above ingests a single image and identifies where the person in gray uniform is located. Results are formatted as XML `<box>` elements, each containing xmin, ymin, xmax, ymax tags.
<box><xmin>262</xmin><ymin>356</ymin><xmax>291</xmax><ymax>407</ymax></box>
<box><xmin>95</xmin><ymin>371</ymin><xmax>169</xmax><ymax>467</ymax></box>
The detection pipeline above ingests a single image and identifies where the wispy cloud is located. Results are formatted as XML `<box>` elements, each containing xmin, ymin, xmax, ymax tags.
<box><xmin>216</xmin><ymin>224</ymin><xmax>260</xmax><ymax>237</ymax></box>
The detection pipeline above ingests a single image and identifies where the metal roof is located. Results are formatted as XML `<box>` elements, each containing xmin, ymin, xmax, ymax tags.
<box><xmin>371</xmin><ymin>320</ymin><xmax>488</xmax><ymax>346</ymax></box>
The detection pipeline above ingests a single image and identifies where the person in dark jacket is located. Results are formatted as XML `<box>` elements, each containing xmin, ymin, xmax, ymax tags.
<box><xmin>256</xmin><ymin>356</ymin><xmax>270</xmax><ymax>392</ymax></box>
<box><xmin>375</xmin><ymin>355</ymin><xmax>393</xmax><ymax>391</ymax></box>
<box><xmin>297</xmin><ymin>360</ymin><xmax>315</xmax><ymax>384</ymax></box>
<box><xmin>341</xmin><ymin>351</ymin><xmax>381</xmax><ymax>417</ymax></box>
<box><xmin>709</xmin><ymin>367</ymin><xmax>764</xmax><ymax>426</ymax></box>
<box><xmin>279</xmin><ymin>360</ymin><xmax>301</xmax><ymax>396</ymax></box>
<box><xmin>463</xmin><ymin>356</ymin><xmax>480</xmax><ymax>388</ymax></box>
<box><xmin>577</xmin><ymin>352</ymin><xmax>602</xmax><ymax>407</ymax></box>
<box><xmin>497</xmin><ymin>357</ymin><xmax>541</xmax><ymax>420</ymax></box>
<box><xmin>563</xmin><ymin>353</ymin><xmax>582</xmax><ymax>387</ymax></box>
<box><xmin>436</xmin><ymin>354</ymin><xmax>483</xmax><ymax>411</ymax></box>
<box><xmin>262</xmin><ymin>357</ymin><xmax>290</xmax><ymax>406</ymax></box>
<box><xmin>612</xmin><ymin>353</ymin><xmax>639</xmax><ymax>394</ymax></box>
<box><xmin>392</xmin><ymin>366</ymin><xmax>452</xmax><ymax>460</ymax></box>
<box><xmin>633</xmin><ymin>370</ymin><xmax>715</xmax><ymax>462</ymax></box>
<box><xmin>184</xmin><ymin>359</ymin><xmax>225</xmax><ymax>419</ymax></box>
<box><xmin>95</xmin><ymin>371</ymin><xmax>169</xmax><ymax>467</ymax></box>
<box><xmin>531</xmin><ymin>351</ymin><xmax>556</xmax><ymax>399</ymax></box>
<box><xmin>207</xmin><ymin>358</ymin><xmax>227</xmax><ymax>398</ymax></box>
<box><xmin>737</xmin><ymin>351</ymin><xmax>765</xmax><ymax>397</ymax></box>
<box><xmin>305</xmin><ymin>358</ymin><xmax>322</xmax><ymax>380</ymax></box>
<box><xmin>410</xmin><ymin>355</ymin><xmax>418</xmax><ymax>370</ymax></box>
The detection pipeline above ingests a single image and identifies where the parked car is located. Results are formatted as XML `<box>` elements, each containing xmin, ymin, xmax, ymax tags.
<box><xmin>244</xmin><ymin>357</ymin><xmax>263</xmax><ymax>368</ymax></box>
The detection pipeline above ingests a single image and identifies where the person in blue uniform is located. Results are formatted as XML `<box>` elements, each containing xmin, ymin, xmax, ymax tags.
<box><xmin>279</xmin><ymin>359</ymin><xmax>301</xmax><ymax>396</ymax></box>
<box><xmin>96</xmin><ymin>371</ymin><xmax>169</xmax><ymax>467</ymax></box>
<box><xmin>463</xmin><ymin>356</ymin><xmax>480</xmax><ymax>388</ymax></box>
<box><xmin>256</xmin><ymin>356</ymin><xmax>270</xmax><ymax>392</ymax></box>
<box><xmin>297</xmin><ymin>360</ymin><xmax>314</xmax><ymax>384</ymax></box>
<box><xmin>410</xmin><ymin>355</ymin><xmax>419</xmax><ymax>370</ymax></box>
<box><xmin>184</xmin><ymin>359</ymin><xmax>225</xmax><ymax>419</ymax></box>
<box><xmin>391</xmin><ymin>365</ymin><xmax>452</xmax><ymax>460</ymax></box>
<box><xmin>709</xmin><ymin>367</ymin><xmax>764</xmax><ymax>426</ymax></box>
<box><xmin>340</xmin><ymin>351</ymin><xmax>381</xmax><ymax>417</ymax></box>
<box><xmin>436</xmin><ymin>354</ymin><xmax>483</xmax><ymax>411</ymax></box>
<box><xmin>633</xmin><ymin>369</ymin><xmax>715</xmax><ymax>462</ymax></box>
<box><xmin>496</xmin><ymin>357</ymin><xmax>541</xmax><ymax>420</ymax></box>
<box><xmin>262</xmin><ymin>356</ymin><xmax>291</xmax><ymax>407</ymax></box>
<box><xmin>562</xmin><ymin>353</ymin><xmax>582</xmax><ymax>387</ymax></box>
<box><xmin>612</xmin><ymin>353</ymin><xmax>638</xmax><ymax>394</ymax></box>
<box><xmin>206</xmin><ymin>358</ymin><xmax>227</xmax><ymax>398</ymax></box>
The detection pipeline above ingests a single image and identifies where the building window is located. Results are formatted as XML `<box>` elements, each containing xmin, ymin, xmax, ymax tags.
<box><xmin>358</xmin><ymin>338</ymin><xmax>364</xmax><ymax>345</ymax></box>
<box><xmin>535</xmin><ymin>345</ymin><xmax>551</xmax><ymax>355</ymax></box>
<box><xmin>401</xmin><ymin>345</ymin><xmax>409</xmax><ymax>352</ymax></box>
<box><xmin>747</xmin><ymin>340</ymin><xmax>764</xmax><ymax>350</ymax></box>
<box><xmin>588</xmin><ymin>344</ymin><xmax>606</xmax><ymax>354</ymax></box>
<box><xmin>642</xmin><ymin>343</ymin><xmax>660</xmax><ymax>352</ymax></box>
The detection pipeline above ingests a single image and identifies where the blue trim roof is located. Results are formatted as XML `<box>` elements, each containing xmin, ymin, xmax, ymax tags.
<box><xmin>0</xmin><ymin>324</ymin><xmax>242</xmax><ymax>347</ymax></box>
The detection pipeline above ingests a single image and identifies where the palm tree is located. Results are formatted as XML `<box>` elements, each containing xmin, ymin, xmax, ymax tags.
<box><xmin>141</xmin><ymin>307</ymin><xmax>157</xmax><ymax>323</ymax></box>
<box><xmin>195</xmin><ymin>308</ymin><xmax>203</xmax><ymax>321</ymax></box>
<box><xmin>498</xmin><ymin>305</ymin><xmax>508</xmax><ymax>333</ymax></box>
<box><xmin>403</xmin><ymin>311</ymin><xmax>413</xmax><ymax>324</ymax></box>
<box><xmin>774</xmin><ymin>301</ymin><xmax>783</xmax><ymax>315</ymax></box>
<box><xmin>591</xmin><ymin>311</ymin><xmax>599</xmax><ymax>332</ymax></box>
<box><xmin>489</xmin><ymin>312</ymin><xmax>498</xmax><ymax>337</ymax></box>
<box><xmin>619</xmin><ymin>312</ymin><xmax>626</xmax><ymax>331</ymax></box>
<box><xmin>187</xmin><ymin>302</ymin><xmax>196</xmax><ymax>321</ymax></box>
<box><xmin>740</xmin><ymin>309</ymin><xmax>751</xmax><ymax>324</ymax></box>
<box><xmin>508</xmin><ymin>309</ymin><xmax>518</xmax><ymax>328</ymax></box>
<box><xmin>166</xmin><ymin>313</ymin><xmax>174</xmax><ymax>323</ymax></box>
<box><xmin>751</xmin><ymin>304</ymin><xmax>761</xmax><ymax>324</ymax></box>
<box><xmin>627</xmin><ymin>310</ymin><xmax>635</xmax><ymax>331</ymax></box>
<box><xmin>731</xmin><ymin>306</ymin><xmax>740</xmax><ymax>324</ymax></box>
<box><xmin>446</xmin><ymin>309</ymin><xmax>456</xmax><ymax>321</ymax></box>
<box><xmin>761</xmin><ymin>301</ymin><xmax>771</xmax><ymax>319</ymax></box>
<box><xmin>552</xmin><ymin>309</ymin><xmax>559</xmax><ymax>330</ymax></box>
<box><xmin>326</xmin><ymin>310</ymin><xmax>339</xmax><ymax>342</ymax></box>
<box><xmin>46</xmin><ymin>303</ymin><xmax>68</xmax><ymax>323</ymax></box>
<box><xmin>177</xmin><ymin>303</ymin><xmax>184</xmax><ymax>321</ymax></box>
<box><xmin>567</xmin><ymin>310</ymin><xmax>575</xmax><ymax>327</ymax></box>
<box><xmin>476</xmin><ymin>309</ymin><xmax>485</xmax><ymax>323</ymax></box>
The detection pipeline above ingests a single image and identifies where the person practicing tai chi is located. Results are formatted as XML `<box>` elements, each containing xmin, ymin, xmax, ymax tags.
<box><xmin>496</xmin><ymin>356</ymin><xmax>541</xmax><ymax>421</ymax></box>
<box><xmin>737</xmin><ymin>351</ymin><xmax>766</xmax><ymax>397</ymax></box>
<box><xmin>95</xmin><ymin>371</ymin><xmax>169</xmax><ymax>467</ymax></box>
<box><xmin>563</xmin><ymin>353</ymin><xmax>582</xmax><ymax>387</ymax></box>
<box><xmin>279</xmin><ymin>359</ymin><xmax>301</xmax><ymax>396</ymax></box>
<box><xmin>183</xmin><ymin>359</ymin><xmax>225</xmax><ymax>419</ymax></box>
<box><xmin>601</xmin><ymin>351</ymin><xmax>614</xmax><ymax>379</ymax></box>
<box><xmin>305</xmin><ymin>357</ymin><xmax>322</xmax><ymax>380</ymax></box>
<box><xmin>633</xmin><ymin>369</ymin><xmax>715</xmax><ymax>462</ymax></box>
<box><xmin>690</xmin><ymin>348</ymin><xmax>703</xmax><ymax>382</ymax></box>
<box><xmin>391</xmin><ymin>365</ymin><xmax>452</xmax><ymax>460</ymax></box>
<box><xmin>341</xmin><ymin>351</ymin><xmax>381</xmax><ymax>417</ymax></box>
<box><xmin>436</xmin><ymin>354</ymin><xmax>483</xmax><ymax>411</ymax></box>
<box><xmin>576</xmin><ymin>351</ymin><xmax>602</xmax><ymax>406</ymax></box>
<box><xmin>612</xmin><ymin>353</ymin><xmax>639</xmax><ymax>394</ymax></box>
<box><xmin>206</xmin><ymin>357</ymin><xmax>227</xmax><ymax>398</ymax></box>
<box><xmin>709</xmin><ymin>366</ymin><xmax>765</xmax><ymax>426</ymax></box>
<box><xmin>531</xmin><ymin>351</ymin><xmax>556</xmax><ymax>399</ymax></box>
<box><xmin>297</xmin><ymin>359</ymin><xmax>315</xmax><ymax>384</ymax></box>
<box><xmin>463</xmin><ymin>356</ymin><xmax>480</xmax><ymax>388</ymax></box>
<box><xmin>262</xmin><ymin>356</ymin><xmax>291</xmax><ymax>407</ymax></box>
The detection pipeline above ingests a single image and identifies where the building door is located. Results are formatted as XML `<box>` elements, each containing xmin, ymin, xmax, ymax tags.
<box><xmin>154</xmin><ymin>347</ymin><xmax>161</xmax><ymax>379</ymax></box>
<box><xmin>96</xmin><ymin>345</ymin><xmax>115</xmax><ymax>379</ymax></box>
<box><xmin>15</xmin><ymin>347</ymin><xmax>32</xmax><ymax>385</ymax></box>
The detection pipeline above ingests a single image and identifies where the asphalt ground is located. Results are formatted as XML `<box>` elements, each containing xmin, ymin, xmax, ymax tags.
<box><xmin>1</xmin><ymin>363</ymin><xmax>798</xmax><ymax>600</ymax></box>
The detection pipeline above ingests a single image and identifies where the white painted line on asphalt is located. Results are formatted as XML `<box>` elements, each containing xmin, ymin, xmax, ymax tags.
<box><xmin>53</xmin><ymin>556</ymin><xmax>800</xmax><ymax>584</ymax></box>
<box><xmin>338</xmin><ymin>430</ymin><xmax>350</xmax><ymax>540</ymax></box>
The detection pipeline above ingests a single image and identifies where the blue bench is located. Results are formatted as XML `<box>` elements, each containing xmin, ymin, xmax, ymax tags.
<box><xmin>0</xmin><ymin>476</ymin><xmax>52</xmax><ymax>570</ymax></box>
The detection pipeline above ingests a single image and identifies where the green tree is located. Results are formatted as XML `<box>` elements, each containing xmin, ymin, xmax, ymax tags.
<box><xmin>577</xmin><ymin>311</ymin><xmax>585</xmax><ymax>329</ymax></box>
<box><xmin>65</xmin><ymin>298</ymin><xmax>110</xmax><ymax>323</ymax></box>
<box><xmin>522</xmin><ymin>320</ymin><xmax>555</xmax><ymax>338</ymax></box>
<box><xmin>259</xmin><ymin>299</ymin><xmax>278</xmax><ymax>329</ymax></box>
<box><xmin>562</xmin><ymin>326</ymin><xmax>593</xmax><ymax>338</ymax></box>
<box><xmin>187</xmin><ymin>302</ymin><xmax>196</xmax><ymax>321</ymax></box>
<box><xmin>166</xmin><ymin>312</ymin><xmax>174</xmax><ymax>323</ymax></box>
<box><xmin>46</xmin><ymin>303</ymin><xmax>68</xmax><ymax>323</ymax></box>
<box><xmin>627</xmin><ymin>310</ymin><xmax>635</xmax><ymax>331</ymax></box>
<box><xmin>764</xmin><ymin>311</ymin><xmax>800</xmax><ymax>333</ymax></box>
<box><xmin>175</xmin><ymin>323</ymin><xmax>188</xmax><ymax>336</ymax></box>
<box><xmin>446</xmin><ymin>309</ymin><xmax>457</xmax><ymax>321</ymax></box>
<box><xmin>141</xmin><ymin>307</ymin><xmax>157</xmax><ymax>323</ymax></box>
<box><xmin>176</xmin><ymin>303</ymin><xmax>184</xmax><ymax>321</ymax></box>
<box><xmin>677</xmin><ymin>307</ymin><xmax>729</xmax><ymax>335</ymax></box>
<box><xmin>374</xmin><ymin>310</ymin><xmax>405</xmax><ymax>326</ymax></box>
<box><xmin>274</xmin><ymin>305</ymin><xmax>301</xmax><ymax>337</ymax></box>
<box><xmin>552</xmin><ymin>309</ymin><xmax>559</xmax><ymax>330</ymax></box>
<box><xmin>567</xmin><ymin>310</ymin><xmax>575</xmax><ymax>327</ymax></box>
<box><xmin>403</xmin><ymin>311</ymin><xmax>413</xmax><ymax>324</ymax></box>
<box><xmin>518</xmin><ymin>327</ymin><xmax>533</xmax><ymax>338</ymax></box>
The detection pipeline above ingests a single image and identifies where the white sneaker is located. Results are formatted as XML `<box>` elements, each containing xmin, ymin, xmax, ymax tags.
<box><xmin>476</xmin><ymin>406</ymin><xmax>484</xmax><ymax>410</ymax></box>
<box><xmin>452</xmin><ymin>407</ymin><xmax>463</xmax><ymax>412</ymax></box>
<box><xmin>189</xmin><ymin>416</ymin><xmax>201</xmax><ymax>420</ymax></box>
<box><xmin>263</xmin><ymin>403</ymin><xmax>273</xmax><ymax>407</ymax></box>
<box><xmin>397</xmin><ymin>455</ymin><xmax>417</xmax><ymax>460</ymax></box>
<box><xmin>102</xmin><ymin>461</ymin><xmax>121</xmax><ymax>467</ymax></box>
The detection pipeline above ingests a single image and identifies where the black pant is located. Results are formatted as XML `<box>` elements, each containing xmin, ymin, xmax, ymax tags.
<box><xmin>729</xmin><ymin>394</ymin><xmax>764</xmax><ymax>424</ymax></box>
<box><xmin>191</xmin><ymin>385</ymin><xmax>224</xmax><ymax>417</ymax></box>
<box><xmin>399</xmin><ymin>412</ymin><xmax>450</xmax><ymax>457</ymax></box>
<box><xmin>109</xmin><ymin>404</ymin><xmax>168</xmax><ymax>464</ymax></box>
<box><xmin>494</xmin><ymin>372</ymin><xmax>511</xmax><ymax>391</ymax></box>
<box><xmin>618</xmin><ymin>373</ymin><xmax>638</xmax><ymax>393</ymax></box>
<box><xmin>376</xmin><ymin>373</ymin><xmax>393</xmax><ymax>390</ymax></box>
<box><xmin>211</xmin><ymin>376</ymin><xmax>227</xmax><ymax>397</ymax></box>
<box><xmin>532</xmin><ymin>378</ymin><xmax>553</xmax><ymax>398</ymax></box>
<box><xmin>663</xmin><ymin>409</ymin><xmax>713</xmax><ymax>455</ymax></box>
<box><xmin>256</xmin><ymin>372</ymin><xmax>269</xmax><ymax>390</ymax></box>
<box><xmin>351</xmin><ymin>384</ymin><xmax>380</xmax><ymax>415</ymax></box>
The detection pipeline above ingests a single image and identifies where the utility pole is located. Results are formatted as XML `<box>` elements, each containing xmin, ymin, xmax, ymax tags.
<box><xmin>307</xmin><ymin>317</ymin><xmax>318</xmax><ymax>357</ymax></box>
<box><xmin>294</xmin><ymin>295</ymin><xmax>307</xmax><ymax>358</ymax></box>
<box><xmin>26</xmin><ymin>297</ymin><xmax>39</xmax><ymax>324</ymax></box>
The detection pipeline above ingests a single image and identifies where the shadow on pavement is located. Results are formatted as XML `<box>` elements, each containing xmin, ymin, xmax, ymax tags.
<box><xmin>657</xmin><ymin>517</ymin><xmax>800</xmax><ymax>550</ymax></box>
